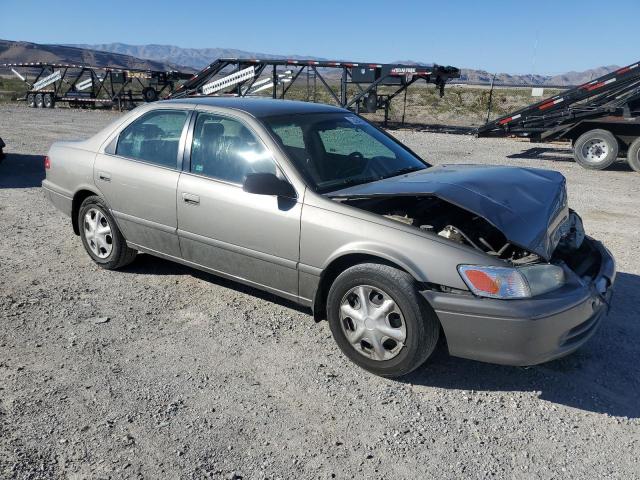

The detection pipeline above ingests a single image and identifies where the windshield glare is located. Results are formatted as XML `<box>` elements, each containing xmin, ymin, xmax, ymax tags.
<box><xmin>263</xmin><ymin>113</ymin><xmax>429</xmax><ymax>193</ymax></box>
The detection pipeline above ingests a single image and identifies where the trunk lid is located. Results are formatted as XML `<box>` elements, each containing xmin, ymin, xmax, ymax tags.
<box><xmin>328</xmin><ymin>164</ymin><xmax>569</xmax><ymax>260</ymax></box>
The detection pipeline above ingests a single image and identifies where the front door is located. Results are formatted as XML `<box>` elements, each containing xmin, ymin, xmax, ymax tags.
<box><xmin>94</xmin><ymin>108</ymin><xmax>190</xmax><ymax>257</ymax></box>
<box><xmin>176</xmin><ymin>111</ymin><xmax>301</xmax><ymax>299</ymax></box>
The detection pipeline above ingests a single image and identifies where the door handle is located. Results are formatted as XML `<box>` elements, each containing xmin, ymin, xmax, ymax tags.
<box><xmin>182</xmin><ymin>192</ymin><xmax>200</xmax><ymax>205</ymax></box>
<box><xmin>97</xmin><ymin>171</ymin><xmax>111</xmax><ymax>182</ymax></box>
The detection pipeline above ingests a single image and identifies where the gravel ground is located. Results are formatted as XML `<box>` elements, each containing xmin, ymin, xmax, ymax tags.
<box><xmin>1</xmin><ymin>104</ymin><xmax>639</xmax><ymax>479</ymax></box>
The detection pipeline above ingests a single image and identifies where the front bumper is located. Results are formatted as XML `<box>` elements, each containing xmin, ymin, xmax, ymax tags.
<box><xmin>422</xmin><ymin>238</ymin><xmax>616</xmax><ymax>366</ymax></box>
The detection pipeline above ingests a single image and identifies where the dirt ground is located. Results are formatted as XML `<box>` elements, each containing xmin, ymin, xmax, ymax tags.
<box><xmin>1</xmin><ymin>104</ymin><xmax>639</xmax><ymax>480</ymax></box>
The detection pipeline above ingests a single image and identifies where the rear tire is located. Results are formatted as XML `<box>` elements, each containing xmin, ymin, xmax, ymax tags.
<box><xmin>326</xmin><ymin>263</ymin><xmax>440</xmax><ymax>378</ymax></box>
<box><xmin>43</xmin><ymin>93</ymin><xmax>55</xmax><ymax>108</ymax></box>
<box><xmin>142</xmin><ymin>87</ymin><xmax>158</xmax><ymax>103</ymax></box>
<box><xmin>35</xmin><ymin>93</ymin><xmax>44</xmax><ymax>108</ymax></box>
<box><xmin>626</xmin><ymin>137</ymin><xmax>640</xmax><ymax>173</ymax></box>
<box><xmin>78</xmin><ymin>196</ymin><xmax>137</xmax><ymax>270</ymax></box>
<box><xmin>573</xmin><ymin>129</ymin><xmax>619</xmax><ymax>170</ymax></box>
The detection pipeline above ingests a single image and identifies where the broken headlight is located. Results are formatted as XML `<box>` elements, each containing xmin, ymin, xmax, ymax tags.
<box><xmin>458</xmin><ymin>264</ymin><xmax>565</xmax><ymax>299</ymax></box>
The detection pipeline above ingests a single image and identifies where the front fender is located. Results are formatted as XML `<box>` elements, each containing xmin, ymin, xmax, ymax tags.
<box><xmin>322</xmin><ymin>240</ymin><xmax>426</xmax><ymax>282</ymax></box>
<box><xmin>300</xmin><ymin>203</ymin><xmax>499</xmax><ymax>291</ymax></box>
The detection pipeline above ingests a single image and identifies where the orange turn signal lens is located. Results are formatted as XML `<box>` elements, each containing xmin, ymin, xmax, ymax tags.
<box><xmin>463</xmin><ymin>269</ymin><xmax>500</xmax><ymax>294</ymax></box>
<box><xmin>458</xmin><ymin>265</ymin><xmax>531</xmax><ymax>299</ymax></box>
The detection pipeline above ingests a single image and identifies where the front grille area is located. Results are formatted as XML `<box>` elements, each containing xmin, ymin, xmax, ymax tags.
<box><xmin>553</xmin><ymin>236</ymin><xmax>602</xmax><ymax>280</ymax></box>
<box><xmin>561</xmin><ymin>309</ymin><xmax>603</xmax><ymax>347</ymax></box>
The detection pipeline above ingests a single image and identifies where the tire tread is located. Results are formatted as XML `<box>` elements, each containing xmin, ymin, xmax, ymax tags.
<box><xmin>326</xmin><ymin>262</ymin><xmax>439</xmax><ymax>378</ymax></box>
<box><xmin>626</xmin><ymin>137</ymin><xmax>640</xmax><ymax>173</ymax></box>
<box><xmin>573</xmin><ymin>129</ymin><xmax>619</xmax><ymax>170</ymax></box>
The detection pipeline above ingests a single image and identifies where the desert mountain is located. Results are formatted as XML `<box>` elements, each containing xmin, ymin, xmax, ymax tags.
<box><xmin>0</xmin><ymin>39</ymin><xmax>192</xmax><ymax>72</ymax></box>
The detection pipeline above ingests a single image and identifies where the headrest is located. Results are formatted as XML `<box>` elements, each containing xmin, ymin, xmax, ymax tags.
<box><xmin>273</xmin><ymin>132</ymin><xmax>284</xmax><ymax>144</ymax></box>
<box><xmin>201</xmin><ymin>122</ymin><xmax>224</xmax><ymax>139</ymax></box>
<box><xmin>237</xmin><ymin>126</ymin><xmax>254</xmax><ymax>142</ymax></box>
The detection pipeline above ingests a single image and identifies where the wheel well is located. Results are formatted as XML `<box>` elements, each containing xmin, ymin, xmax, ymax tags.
<box><xmin>566</xmin><ymin>123</ymin><xmax>638</xmax><ymax>149</ymax></box>
<box><xmin>71</xmin><ymin>189</ymin><xmax>98</xmax><ymax>235</ymax></box>
<box><xmin>312</xmin><ymin>253</ymin><xmax>415</xmax><ymax>321</ymax></box>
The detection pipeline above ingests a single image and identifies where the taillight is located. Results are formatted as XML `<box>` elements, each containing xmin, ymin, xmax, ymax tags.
<box><xmin>44</xmin><ymin>156</ymin><xmax>50</xmax><ymax>169</ymax></box>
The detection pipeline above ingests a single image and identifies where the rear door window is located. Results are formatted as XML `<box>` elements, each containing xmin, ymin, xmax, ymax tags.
<box><xmin>116</xmin><ymin>110</ymin><xmax>188</xmax><ymax>168</ymax></box>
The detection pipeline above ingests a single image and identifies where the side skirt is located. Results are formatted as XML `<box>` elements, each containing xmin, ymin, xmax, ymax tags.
<box><xmin>127</xmin><ymin>241</ymin><xmax>313</xmax><ymax>309</ymax></box>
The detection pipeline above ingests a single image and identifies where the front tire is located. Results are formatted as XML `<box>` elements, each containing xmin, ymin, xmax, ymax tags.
<box><xmin>573</xmin><ymin>129</ymin><xmax>619</xmax><ymax>170</ymax></box>
<box><xmin>78</xmin><ymin>196</ymin><xmax>137</xmax><ymax>269</ymax></box>
<box><xmin>326</xmin><ymin>263</ymin><xmax>440</xmax><ymax>378</ymax></box>
<box><xmin>626</xmin><ymin>137</ymin><xmax>640</xmax><ymax>173</ymax></box>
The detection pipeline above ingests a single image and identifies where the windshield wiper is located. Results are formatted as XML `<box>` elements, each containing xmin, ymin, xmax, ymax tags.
<box><xmin>323</xmin><ymin>175</ymin><xmax>382</xmax><ymax>192</ymax></box>
<box><xmin>339</xmin><ymin>176</ymin><xmax>382</xmax><ymax>188</ymax></box>
<box><xmin>383</xmin><ymin>166</ymin><xmax>424</xmax><ymax>179</ymax></box>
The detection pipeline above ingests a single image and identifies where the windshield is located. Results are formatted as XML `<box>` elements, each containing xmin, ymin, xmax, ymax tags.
<box><xmin>262</xmin><ymin>112</ymin><xmax>429</xmax><ymax>193</ymax></box>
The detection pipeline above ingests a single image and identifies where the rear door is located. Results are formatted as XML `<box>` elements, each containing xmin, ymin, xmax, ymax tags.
<box><xmin>176</xmin><ymin>111</ymin><xmax>302</xmax><ymax>299</ymax></box>
<box><xmin>94</xmin><ymin>107</ymin><xmax>191</xmax><ymax>257</ymax></box>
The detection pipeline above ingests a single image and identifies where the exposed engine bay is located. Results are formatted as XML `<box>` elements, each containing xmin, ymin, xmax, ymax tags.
<box><xmin>338</xmin><ymin>195</ymin><xmax>586</xmax><ymax>266</ymax></box>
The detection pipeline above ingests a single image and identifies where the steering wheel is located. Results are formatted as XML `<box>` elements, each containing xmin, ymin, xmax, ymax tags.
<box><xmin>340</xmin><ymin>151</ymin><xmax>368</xmax><ymax>177</ymax></box>
<box><xmin>368</xmin><ymin>155</ymin><xmax>391</xmax><ymax>176</ymax></box>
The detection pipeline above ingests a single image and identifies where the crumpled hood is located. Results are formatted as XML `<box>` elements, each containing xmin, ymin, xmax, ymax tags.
<box><xmin>329</xmin><ymin>164</ymin><xmax>569</xmax><ymax>260</ymax></box>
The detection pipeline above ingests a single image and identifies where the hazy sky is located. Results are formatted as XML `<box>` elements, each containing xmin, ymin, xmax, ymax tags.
<box><xmin>1</xmin><ymin>0</ymin><xmax>637</xmax><ymax>74</ymax></box>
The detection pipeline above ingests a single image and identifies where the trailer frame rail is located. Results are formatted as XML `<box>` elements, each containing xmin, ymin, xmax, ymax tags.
<box><xmin>169</xmin><ymin>57</ymin><xmax>460</xmax><ymax>123</ymax></box>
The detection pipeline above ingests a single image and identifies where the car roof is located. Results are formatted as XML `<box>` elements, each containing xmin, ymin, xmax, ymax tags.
<box><xmin>159</xmin><ymin>97</ymin><xmax>347</xmax><ymax>118</ymax></box>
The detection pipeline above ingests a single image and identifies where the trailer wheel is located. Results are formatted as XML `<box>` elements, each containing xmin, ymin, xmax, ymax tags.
<box><xmin>27</xmin><ymin>94</ymin><xmax>35</xmax><ymax>108</ymax></box>
<box><xmin>626</xmin><ymin>137</ymin><xmax>640</xmax><ymax>173</ymax></box>
<box><xmin>573</xmin><ymin>129</ymin><xmax>619</xmax><ymax>170</ymax></box>
<box><xmin>142</xmin><ymin>87</ymin><xmax>158</xmax><ymax>103</ymax></box>
<box><xmin>43</xmin><ymin>93</ymin><xmax>55</xmax><ymax>109</ymax></box>
<box><xmin>35</xmin><ymin>93</ymin><xmax>44</xmax><ymax>108</ymax></box>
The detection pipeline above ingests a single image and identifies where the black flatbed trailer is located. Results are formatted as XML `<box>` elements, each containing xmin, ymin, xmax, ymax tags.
<box><xmin>169</xmin><ymin>57</ymin><xmax>460</xmax><ymax>124</ymax></box>
<box><xmin>477</xmin><ymin>60</ymin><xmax>640</xmax><ymax>172</ymax></box>
<box><xmin>2</xmin><ymin>62</ymin><xmax>192</xmax><ymax>110</ymax></box>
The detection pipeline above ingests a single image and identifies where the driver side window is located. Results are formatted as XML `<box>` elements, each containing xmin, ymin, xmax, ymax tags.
<box><xmin>190</xmin><ymin>113</ymin><xmax>277</xmax><ymax>184</ymax></box>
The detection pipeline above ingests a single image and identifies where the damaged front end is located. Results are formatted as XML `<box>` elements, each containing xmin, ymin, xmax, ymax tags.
<box><xmin>329</xmin><ymin>165</ymin><xmax>611</xmax><ymax>300</ymax></box>
<box><xmin>336</xmin><ymin>194</ymin><xmax>541</xmax><ymax>263</ymax></box>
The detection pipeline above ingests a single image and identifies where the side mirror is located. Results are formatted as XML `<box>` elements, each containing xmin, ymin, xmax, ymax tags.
<box><xmin>243</xmin><ymin>173</ymin><xmax>297</xmax><ymax>199</ymax></box>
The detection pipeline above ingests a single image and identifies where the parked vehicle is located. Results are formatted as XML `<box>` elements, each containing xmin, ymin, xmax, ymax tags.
<box><xmin>3</xmin><ymin>62</ymin><xmax>192</xmax><ymax>111</ymax></box>
<box><xmin>42</xmin><ymin>98</ymin><xmax>616</xmax><ymax>377</ymax></box>
<box><xmin>477</xmin><ymin>60</ymin><xmax>640</xmax><ymax>172</ymax></box>
<box><xmin>169</xmin><ymin>57</ymin><xmax>460</xmax><ymax>124</ymax></box>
